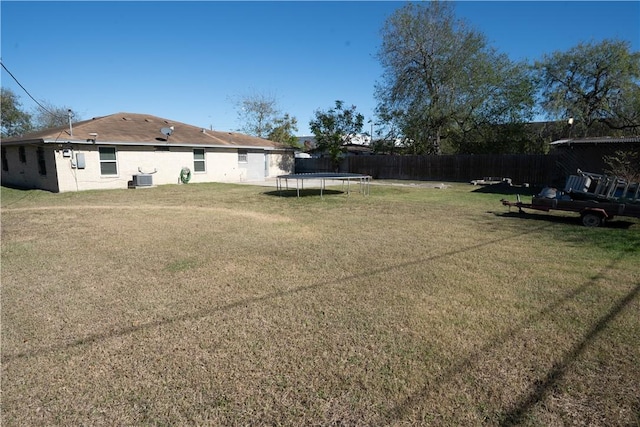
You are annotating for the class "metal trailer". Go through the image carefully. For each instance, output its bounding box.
[500,170,640,227]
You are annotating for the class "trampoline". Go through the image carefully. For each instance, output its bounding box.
[276,173,372,197]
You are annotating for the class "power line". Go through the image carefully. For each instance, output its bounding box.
[1,59,65,119]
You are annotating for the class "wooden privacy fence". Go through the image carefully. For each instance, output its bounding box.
[295,154,563,186]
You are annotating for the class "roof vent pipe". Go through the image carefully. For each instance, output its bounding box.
[68,109,73,137]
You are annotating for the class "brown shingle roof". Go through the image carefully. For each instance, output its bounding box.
[1,112,288,149]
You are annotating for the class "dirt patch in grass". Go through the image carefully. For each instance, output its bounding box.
[5,204,291,224]
[2,182,639,425]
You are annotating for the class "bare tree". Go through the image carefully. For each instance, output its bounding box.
[32,101,82,130]
[235,91,279,138]
[604,149,640,182]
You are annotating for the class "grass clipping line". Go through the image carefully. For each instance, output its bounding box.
[1,183,639,426]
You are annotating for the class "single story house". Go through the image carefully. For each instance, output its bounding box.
[550,136,640,176]
[1,112,294,192]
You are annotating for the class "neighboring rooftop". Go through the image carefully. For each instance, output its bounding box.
[551,136,640,146]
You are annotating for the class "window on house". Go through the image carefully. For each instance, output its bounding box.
[37,147,46,175]
[99,147,118,175]
[19,146,26,163]
[1,147,8,172]
[238,149,248,163]
[193,149,205,172]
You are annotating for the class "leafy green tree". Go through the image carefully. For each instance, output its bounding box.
[267,113,300,147]
[450,62,537,153]
[309,100,364,169]
[1,87,33,137]
[536,39,640,137]
[375,2,534,154]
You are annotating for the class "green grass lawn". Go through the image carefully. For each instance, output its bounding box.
[2,182,639,426]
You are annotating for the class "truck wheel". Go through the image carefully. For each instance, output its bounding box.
[581,212,603,227]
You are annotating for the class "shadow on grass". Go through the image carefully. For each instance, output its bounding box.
[3,221,638,426]
[262,189,345,198]
[472,183,540,197]
[493,210,637,230]
[499,281,640,426]
[381,254,638,425]
[1,222,554,363]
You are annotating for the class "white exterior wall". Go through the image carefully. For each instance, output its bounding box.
[266,151,294,177]
[1,145,60,192]
[3,143,293,192]
[52,145,292,192]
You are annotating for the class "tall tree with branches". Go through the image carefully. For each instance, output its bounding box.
[535,39,640,136]
[267,113,299,147]
[235,91,279,138]
[375,2,534,154]
[235,91,299,145]
[309,100,364,169]
[1,87,33,137]
[32,101,82,131]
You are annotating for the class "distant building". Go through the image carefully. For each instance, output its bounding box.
[550,136,640,176]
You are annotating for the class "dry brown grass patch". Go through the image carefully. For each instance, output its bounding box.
[2,182,639,426]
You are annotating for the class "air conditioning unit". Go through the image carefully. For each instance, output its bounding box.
[132,174,153,187]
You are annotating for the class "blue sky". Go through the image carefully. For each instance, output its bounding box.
[2,1,639,136]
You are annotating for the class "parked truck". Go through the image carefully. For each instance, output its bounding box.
[501,170,640,227]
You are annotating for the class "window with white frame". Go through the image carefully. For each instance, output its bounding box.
[99,147,118,175]
[193,149,205,172]
[238,149,248,163]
